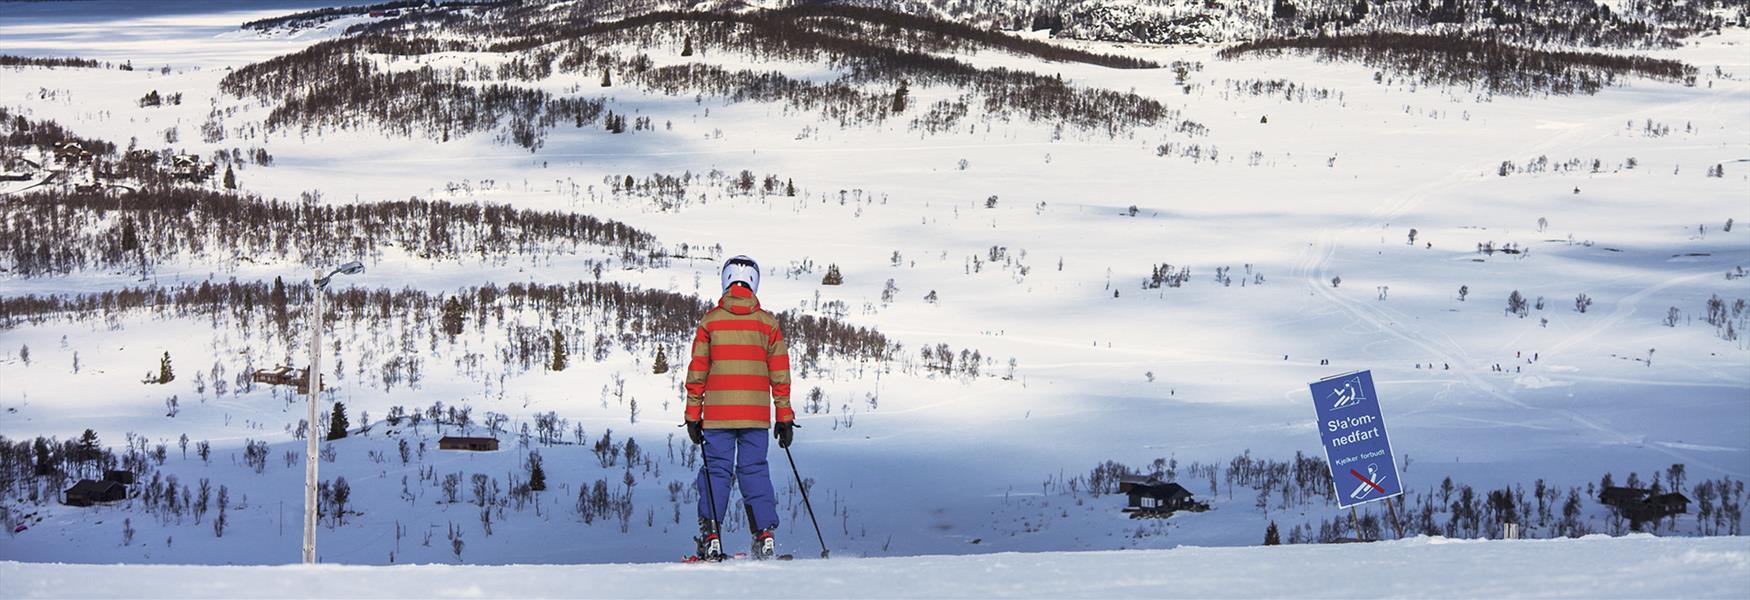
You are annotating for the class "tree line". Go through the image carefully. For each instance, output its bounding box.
[1062,452,1744,544]
[1219,32,1697,96]
[222,47,609,150]
[563,8,1176,134]
[219,2,1185,144]
[241,0,427,31]
[1,186,655,278]
[0,54,104,69]
[0,278,896,367]
[877,0,1739,49]
[1,107,118,157]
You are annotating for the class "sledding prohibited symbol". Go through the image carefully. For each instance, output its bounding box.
[1308,370,1403,509]
[1349,464,1388,501]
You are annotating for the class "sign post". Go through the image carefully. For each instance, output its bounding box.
[1308,370,1404,537]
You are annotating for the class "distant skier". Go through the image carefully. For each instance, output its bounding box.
[684,255,794,560]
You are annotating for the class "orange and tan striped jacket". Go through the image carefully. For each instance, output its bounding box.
[685,286,793,429]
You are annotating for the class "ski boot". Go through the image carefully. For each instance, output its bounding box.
[751,528,776,560]
[693,518,725,562]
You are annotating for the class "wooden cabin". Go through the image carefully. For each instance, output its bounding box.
[1120,476,1202,517]
[64,480,126,506]
[438,436,499,452]
[253,365,320,394]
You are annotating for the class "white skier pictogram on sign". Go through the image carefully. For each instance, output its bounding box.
[1327,376,1366,411]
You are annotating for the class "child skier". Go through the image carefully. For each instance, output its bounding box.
[685,255,795,560]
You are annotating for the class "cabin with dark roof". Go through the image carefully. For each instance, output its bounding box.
[103,470,135,485]
[1600,486,1688,530]
[438,436,499,451]
[171,154,214,181]
[53,142,87,164]
[1599,486,1649,506]
[64,480,126,506]
[1117,475,1154,494]
[1650,492,1690,514]
[253,365,321,394]
[1120,477,1204,517]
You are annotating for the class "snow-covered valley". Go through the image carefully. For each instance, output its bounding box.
[0,1,1745,595]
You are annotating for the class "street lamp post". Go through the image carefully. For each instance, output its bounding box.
[305,261,363,564]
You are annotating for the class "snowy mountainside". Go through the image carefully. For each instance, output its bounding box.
[709,0,1745,46]
[0,0,1745,581]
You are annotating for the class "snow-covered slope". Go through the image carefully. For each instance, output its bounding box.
[5,534,1749,599]
[0,0,1745,578]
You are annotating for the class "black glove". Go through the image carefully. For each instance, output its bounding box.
[774,421,795,449]
[686,420,704,445]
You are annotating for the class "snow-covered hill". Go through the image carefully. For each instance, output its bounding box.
[0,0,1745,584]
[703,0,1745,46]
[5,534,1749,599]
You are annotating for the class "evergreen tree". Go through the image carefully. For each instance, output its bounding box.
[652,347,669,375]
[1273,0,1300,22]
[891,79,909,113]
[440,296,466,337]
[822,264,844,286]
[327,402,350,440]
[32,437,52,476]
[785,178,795,196]
[551,330,568,372]
[528,453,547,492]
[119,217,138,251]
[223,164,236,190]
[1265,520,1282,545]
[157,351,175,383]
[681,36,694,57]
[271,276,289,330]
[77,429,100,473]
[601,68,612,87]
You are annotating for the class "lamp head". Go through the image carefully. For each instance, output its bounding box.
[314,261,365,289]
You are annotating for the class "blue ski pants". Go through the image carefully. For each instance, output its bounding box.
[697,427,780,532]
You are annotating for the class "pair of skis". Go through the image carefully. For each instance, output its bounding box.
[682,552,795,563]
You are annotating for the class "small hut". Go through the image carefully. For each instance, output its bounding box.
[1599,486,1649,507]
[438,436,499,452]
[64,480,126,506]
[1649,492,1690,515]
[253,365,320,394]
[1120,477,1201,517]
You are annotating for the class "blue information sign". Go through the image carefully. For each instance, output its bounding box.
[1308,370,1402,509]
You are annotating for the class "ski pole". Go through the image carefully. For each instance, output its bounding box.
[783,444,829,558]
[699,436,721,539]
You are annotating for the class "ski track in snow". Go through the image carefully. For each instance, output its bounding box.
[1296,82,1750,477]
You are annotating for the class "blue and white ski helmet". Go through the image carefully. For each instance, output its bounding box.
[721,255,760,294]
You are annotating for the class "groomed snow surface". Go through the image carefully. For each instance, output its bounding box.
[4,534,1748,599]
